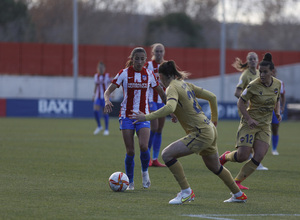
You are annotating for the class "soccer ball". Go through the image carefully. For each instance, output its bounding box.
[108,172,129,192]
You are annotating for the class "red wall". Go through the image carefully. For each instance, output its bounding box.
[0,42,299,79]
[0,99,6,116]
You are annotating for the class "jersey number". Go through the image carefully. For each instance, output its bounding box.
[187,91,201,113]
[245,134,253,144]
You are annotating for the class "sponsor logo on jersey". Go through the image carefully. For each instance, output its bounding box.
[128,82,148,88]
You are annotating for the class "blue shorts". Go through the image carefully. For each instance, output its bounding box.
[149,102,165,112]
[272,111,279,124]
[119,117,150,132]
[94,98,105,108]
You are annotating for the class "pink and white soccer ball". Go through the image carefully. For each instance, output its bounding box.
[108,172,129,192]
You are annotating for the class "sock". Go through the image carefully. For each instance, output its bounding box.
[94,110,101,127]
[272,135,279,151]
[153,132,162,160]
[166,159,189,190]
[104,114,109,130]
[181,187,191,195]
[215,166,240,194]
[140,150,150,172]
[235,158,259,182]
[125,154,135,183]
[234,191,243,197]
[148,131,155,153]
[226,150,238,162]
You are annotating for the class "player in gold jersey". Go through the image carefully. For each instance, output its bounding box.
[232,52,268,171]
[233,52,260,99]
[219,53,282,190]
[130,60,247,204]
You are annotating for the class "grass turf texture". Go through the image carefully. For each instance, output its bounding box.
[0,117,299,219]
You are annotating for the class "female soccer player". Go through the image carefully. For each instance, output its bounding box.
[232,52,268,171]
[93,62,110,136]
[271,69,286,155]
[104,47,166,190]
[130,60,247,204]
[233,52,259,99]
[145,43,167,167]
[219,53,282,190]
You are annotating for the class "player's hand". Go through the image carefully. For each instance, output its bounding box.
[247,117,258,129]
[104,101,113,114]
[170,113,177,123]
[129,110,146,124]
[276,113,282,122]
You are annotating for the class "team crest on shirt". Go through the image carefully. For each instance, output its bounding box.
[142,75,147,81]
[274,88,279,94]
[240,137,245,143]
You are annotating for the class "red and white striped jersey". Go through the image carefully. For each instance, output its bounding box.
[145,60,164,103]
[112,66,159,118]
[94,72,110,100]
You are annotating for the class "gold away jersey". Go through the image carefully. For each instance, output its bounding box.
[240,77,281,126]
[145,80,218,134]
[236,69,259,91]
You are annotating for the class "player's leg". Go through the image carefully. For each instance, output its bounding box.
[162,140,195,204]
[137,123,151,188]
[120,118,136,190]
[100,99,109,135]
[271,123,279,155]
[202,153,247,203]
[93,101,102,135]
[152,116,166,167]
[235,140,269,189]
[148,118,158,166]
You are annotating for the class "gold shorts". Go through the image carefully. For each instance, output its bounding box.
[180,123,218,156]
[236,122,271,148]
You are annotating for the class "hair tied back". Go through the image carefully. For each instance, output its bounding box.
[263,53,272,62]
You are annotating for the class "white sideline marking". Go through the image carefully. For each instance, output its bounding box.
[182,214,300,220]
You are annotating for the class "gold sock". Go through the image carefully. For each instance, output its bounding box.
[235,159,258,182]
[168,160,189,190]
[217,166,240,194]
[225,150,238,162]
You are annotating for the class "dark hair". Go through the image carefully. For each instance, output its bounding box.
[158,60,190,80]
[259,52,275,70]
[125,47,147,68]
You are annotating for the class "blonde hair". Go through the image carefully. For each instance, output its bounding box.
[125,47,147,68]
[151,43,165,61]
[232,52,258,72]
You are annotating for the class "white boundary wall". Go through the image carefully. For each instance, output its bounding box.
[0,63,299,102]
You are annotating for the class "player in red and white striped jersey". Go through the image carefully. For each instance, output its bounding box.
[93,62,111,136]
[104,47,166,190]
[145,43,167,167]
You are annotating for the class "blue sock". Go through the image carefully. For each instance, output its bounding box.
[104,114,109,130]
[94,110,101,127]
[272,135,279,151]
[148,131,155,153]
[153,132,162,160]
[125,154,135,183]
[140,150,150,172]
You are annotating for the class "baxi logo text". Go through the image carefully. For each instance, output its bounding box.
[38,99,73,116]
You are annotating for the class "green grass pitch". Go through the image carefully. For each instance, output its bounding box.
[0,117,300,219]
